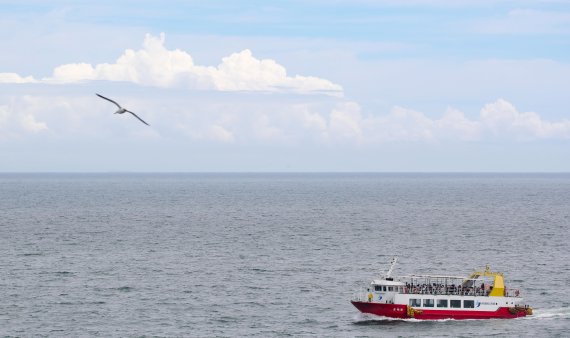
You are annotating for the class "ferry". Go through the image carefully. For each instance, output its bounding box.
[351,258,532,320]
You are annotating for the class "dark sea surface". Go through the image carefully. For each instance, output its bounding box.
[0,173,569,337]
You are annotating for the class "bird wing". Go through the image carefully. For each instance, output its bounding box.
[96,93,122,109]
[126,110,150,126]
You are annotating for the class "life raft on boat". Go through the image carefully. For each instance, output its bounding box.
[508,306,533,315]
[407,306,423,318]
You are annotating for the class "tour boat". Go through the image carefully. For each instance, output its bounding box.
[351,258,532,320]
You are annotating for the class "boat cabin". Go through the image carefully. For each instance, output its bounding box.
[370,278,405,304]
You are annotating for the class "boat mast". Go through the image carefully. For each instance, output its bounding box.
[384,256,398,278]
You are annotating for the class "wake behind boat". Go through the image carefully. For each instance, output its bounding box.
[351,257,532,320]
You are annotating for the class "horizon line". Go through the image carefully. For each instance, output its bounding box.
[1,171,569,175]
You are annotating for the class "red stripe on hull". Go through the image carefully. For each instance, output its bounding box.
[351,301,528,320]
[351,301,408,319]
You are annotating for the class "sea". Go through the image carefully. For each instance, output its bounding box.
[0,173,569,337]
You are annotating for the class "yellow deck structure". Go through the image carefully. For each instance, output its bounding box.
[467,265,505,297]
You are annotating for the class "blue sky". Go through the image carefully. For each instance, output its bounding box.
[1,1,570,172]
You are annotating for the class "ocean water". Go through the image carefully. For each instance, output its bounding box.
[0,173,569,337]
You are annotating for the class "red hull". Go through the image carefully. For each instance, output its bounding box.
[351,301,408,319]
[351,301,529,320]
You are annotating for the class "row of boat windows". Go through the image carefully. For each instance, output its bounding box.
[374,285,402,292]
[409,299,475,308]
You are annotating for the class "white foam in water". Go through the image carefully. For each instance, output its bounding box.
[528,308,570,320]
[353,313,453,323]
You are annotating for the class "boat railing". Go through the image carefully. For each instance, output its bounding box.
[504,288,521,298]
[403,286,489,296]
[353,283,522,300]
[352,287,367,302]
[401,286,522,297]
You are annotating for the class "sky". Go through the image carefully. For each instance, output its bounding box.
[1,0,570,172]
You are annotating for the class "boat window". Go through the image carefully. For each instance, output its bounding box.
[410,299,421,307]
[450,300,461,308]
[464,300,475,308]
[423,299,434,307]
[388,286,393,292]
[437,299,448,308]
[374,285,382,291]
[383,286,387,292]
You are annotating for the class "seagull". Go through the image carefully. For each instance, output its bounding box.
[96,93,150,126]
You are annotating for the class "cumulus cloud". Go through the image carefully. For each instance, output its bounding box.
[20,114,48,132]
[0,99,48,138]
[435,108,481,141]
[480,99,570,139]
[328,102,364,142]
[1,93,569,145]
[0,73,37,84]
[370,106,438,142]
[0,33,342,95]
[169,98,570,144]
[308,98,570,144]
[384,99,569,142]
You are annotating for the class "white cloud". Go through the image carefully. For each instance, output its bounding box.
[178,98,569,145]
[0,73,37,84]
[435,108,481,141]
[1,93,569,145]
[318,98,570,144]
[0,98,48,138]
[328,102,363,142]
[51,63,98,83]
[481,99,570,139]
[20,114,48,132]
[0,33,342,95]
[208,125,234,142]
[296,105,328,133]
[371,106,437,142]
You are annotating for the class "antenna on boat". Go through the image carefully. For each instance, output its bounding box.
[384,256,398,279]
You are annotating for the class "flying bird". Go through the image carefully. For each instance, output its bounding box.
[96,93,150,126]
